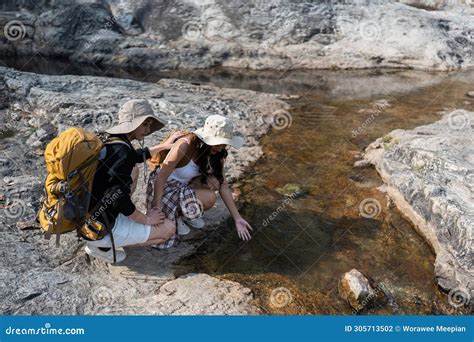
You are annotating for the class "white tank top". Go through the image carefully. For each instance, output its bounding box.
[169,159,200,184]
[168,137,200,184]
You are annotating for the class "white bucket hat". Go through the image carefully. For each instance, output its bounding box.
[194,115,244,149]
[105,99,165,135]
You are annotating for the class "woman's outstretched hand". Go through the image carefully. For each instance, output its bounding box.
[162,130,187,150]
[235,217,253,241]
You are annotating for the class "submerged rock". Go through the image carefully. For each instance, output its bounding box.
[338,269,375,310]
[276,183,307,198]
[363,109,474,303]
[0,1,472,71]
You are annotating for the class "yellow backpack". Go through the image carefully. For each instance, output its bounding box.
[38,127,122,246]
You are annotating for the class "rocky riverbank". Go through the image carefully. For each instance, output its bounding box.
[0,66,288,314]
[362,109,473,306]
[0,0,473,71]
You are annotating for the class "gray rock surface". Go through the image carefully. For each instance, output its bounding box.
[362,109,473,303]
[0,0,472,71]
[0,66,288,314]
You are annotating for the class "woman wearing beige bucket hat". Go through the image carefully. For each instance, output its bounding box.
[146,114,253,246]
[85,99,186,263]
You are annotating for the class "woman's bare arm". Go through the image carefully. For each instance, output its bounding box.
[148,131,186,155]
[219,180,240,219]
[218,161,253,241]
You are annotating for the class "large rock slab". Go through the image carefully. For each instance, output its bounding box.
[0,0,472,70]
[0,67,287,314]
[363,109,473,304]
[124,273,259,315]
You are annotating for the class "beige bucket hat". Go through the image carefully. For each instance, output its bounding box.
[105,99,165,135]
[194,115,244,149]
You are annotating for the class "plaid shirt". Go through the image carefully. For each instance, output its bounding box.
[146,167,203,249]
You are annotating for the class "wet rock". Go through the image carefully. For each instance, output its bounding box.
[276,183,307,198]
[0,1,472,71]
[362,109,474,299]
[467,91,474,98]
[353,159,371,168]
[338,269,375,310]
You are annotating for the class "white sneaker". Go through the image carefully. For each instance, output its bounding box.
[183,217,205,229]
[176,218,191,235]
[85,244,126,263]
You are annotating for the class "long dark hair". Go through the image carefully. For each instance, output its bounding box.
[193,135,227,184]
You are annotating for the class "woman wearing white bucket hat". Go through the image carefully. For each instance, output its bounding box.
[146,114,253,245]
[85,99,186,263]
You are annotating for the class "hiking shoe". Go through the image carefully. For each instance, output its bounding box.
[176,218,191,235]
[85,244,126,263]
[183,217,205,229]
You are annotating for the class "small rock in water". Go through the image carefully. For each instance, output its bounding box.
[466,91,474,98]
[276,183,307,198]
[353,159,371,168]
[339,269,375,311]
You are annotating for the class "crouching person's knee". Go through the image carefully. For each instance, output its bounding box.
[164,219,176,239]
[207,191,217,209]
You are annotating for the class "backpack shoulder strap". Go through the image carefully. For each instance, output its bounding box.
[104,136,132,149]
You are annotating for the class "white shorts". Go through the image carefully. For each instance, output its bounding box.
[87,213,151,248]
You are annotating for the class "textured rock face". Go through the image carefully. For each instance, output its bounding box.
[363,110,473,302]
[0,0,472,70]
[129,273,259,315]
[0,67,288,314]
